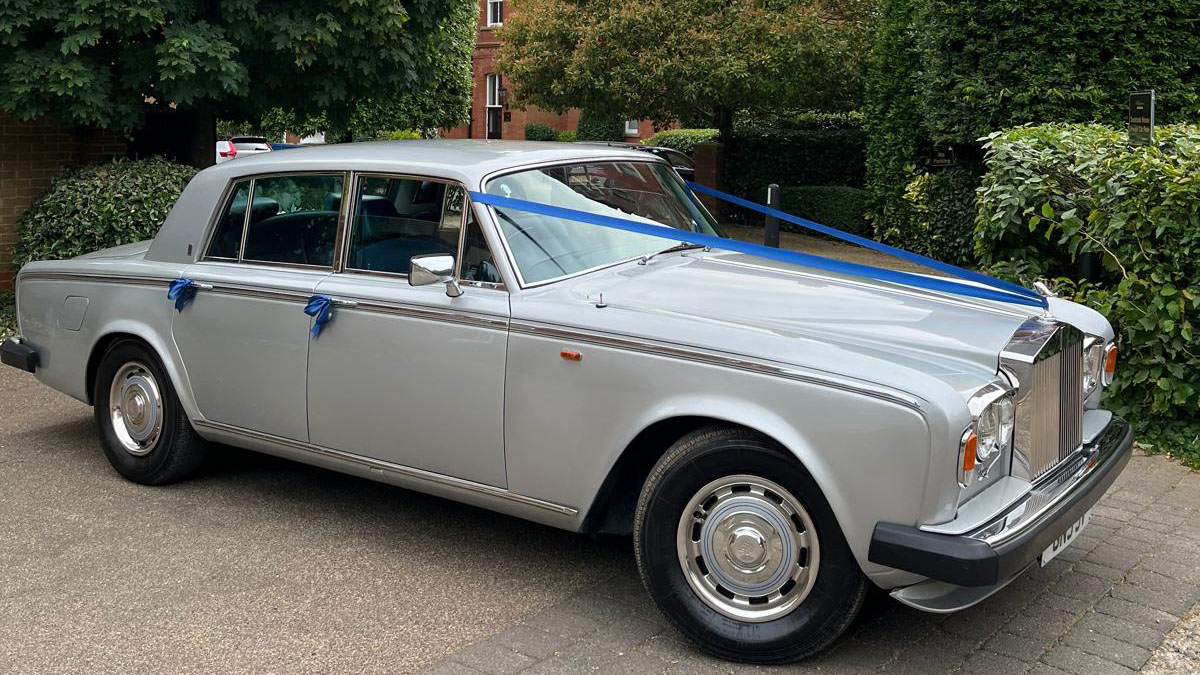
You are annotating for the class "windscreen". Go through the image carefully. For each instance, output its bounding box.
[485,161,722,284]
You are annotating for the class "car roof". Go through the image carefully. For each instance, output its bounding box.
[206,139,664,186]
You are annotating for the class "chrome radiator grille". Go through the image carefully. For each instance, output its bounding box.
[1011,324,1084,480]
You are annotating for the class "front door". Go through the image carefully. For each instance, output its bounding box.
[173,172,345,441]
[306,175,510,486]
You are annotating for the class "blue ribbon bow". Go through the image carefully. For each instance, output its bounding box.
[304,294,334,338]
[167,278,199,312]
[468,184,1047,310]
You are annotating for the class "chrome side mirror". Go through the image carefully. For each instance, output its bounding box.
[409,254,463,297]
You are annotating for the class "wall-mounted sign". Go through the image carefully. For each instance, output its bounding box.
[928,145,956,168]
[1129,90,1155,145]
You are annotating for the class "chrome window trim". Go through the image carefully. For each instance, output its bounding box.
[478,156,689,290]
[510,319,925,412]
[191,418,577,517]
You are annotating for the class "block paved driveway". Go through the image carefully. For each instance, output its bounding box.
[1,365,1197,675]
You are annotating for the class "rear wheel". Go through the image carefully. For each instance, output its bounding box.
[93,339,208,485]
[634,426,868,663]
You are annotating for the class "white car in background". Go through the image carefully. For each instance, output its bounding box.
[215,136,273,164]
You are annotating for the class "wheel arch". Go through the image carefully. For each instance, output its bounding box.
[84,322,199,421]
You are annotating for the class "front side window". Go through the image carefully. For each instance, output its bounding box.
[241,174,344,266]
[486,161,722,284]
[346,176,462,275]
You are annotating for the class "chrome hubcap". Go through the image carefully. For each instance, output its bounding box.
[677,475,819,622]
[109,362,163,456]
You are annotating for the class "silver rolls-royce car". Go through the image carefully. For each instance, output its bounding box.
[1,141,1132,663]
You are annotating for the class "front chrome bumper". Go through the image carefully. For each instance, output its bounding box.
[867,415,1133,593]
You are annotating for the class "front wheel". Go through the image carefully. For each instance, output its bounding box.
[93,339,208,485]
[634,426,868,664]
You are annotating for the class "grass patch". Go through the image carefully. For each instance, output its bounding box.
[0,291,13,341]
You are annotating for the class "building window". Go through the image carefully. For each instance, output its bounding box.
[485,74,503,139]
[624,119,640,137]
[487,0,503,26]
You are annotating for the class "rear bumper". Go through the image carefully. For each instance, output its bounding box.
[1,337,38,373]
[869,415,1133,589]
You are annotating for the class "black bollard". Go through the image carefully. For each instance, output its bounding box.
[764,183,780,248]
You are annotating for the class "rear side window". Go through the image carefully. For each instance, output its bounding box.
[206,181,250,259]
[345,176,462,274]
[242,174,344,267]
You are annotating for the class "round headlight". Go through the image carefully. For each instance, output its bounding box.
[1083,341,1104,396]
[976,395,1014,462]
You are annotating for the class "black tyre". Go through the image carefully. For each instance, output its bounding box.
[634,425,868,664]
[93,338,208,485]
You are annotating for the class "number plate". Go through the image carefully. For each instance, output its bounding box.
[1040,510,1091,566]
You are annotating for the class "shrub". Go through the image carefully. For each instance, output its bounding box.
[524,123,557,141]
[0,291,13,341]
[976,123,1200,464]
[779,186,870,238]
[723,127,866,198]
[642,129,718,155]
[386,129,421,140]
[884,165,978,265]
[576,110,624,141]
[737,110,864,133]
[14,157,197,267]
[557,130,577,142]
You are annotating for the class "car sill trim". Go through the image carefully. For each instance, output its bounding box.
[191,419,578,517]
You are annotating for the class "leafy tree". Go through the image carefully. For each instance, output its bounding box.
[497,0,874,141]
[0,0,475,160]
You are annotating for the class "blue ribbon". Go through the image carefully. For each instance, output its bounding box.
[167,278,198,312]
[304,294,334,338]
[468,189,1048,309]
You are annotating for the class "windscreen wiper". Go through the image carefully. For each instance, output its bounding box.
[638,242,708,266]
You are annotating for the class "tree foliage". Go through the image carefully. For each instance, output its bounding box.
[0,0,475,134]
[976,123,1200,464]
[497,0,874,139]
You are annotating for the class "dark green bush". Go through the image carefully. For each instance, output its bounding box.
[779,186,870,238]
[642,129,717,155]
[575,110,625,141]
[524,123,557,141]
[737,110,864,133]
[977,123,1200,465]
[881,165,978,265]
[723,127,866,198]
[14,157,197,267]
[557,129,577,142]
[0,291,14,341]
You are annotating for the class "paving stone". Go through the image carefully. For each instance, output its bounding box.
[593,651,672,675]
[1041,644,1135,675]
[1138,556,1200,586]
[882,641,965,674]
[451,641,539,675]
[491,624,572,660]
[958,650,1029,675]
[1126,569,1183,594]
[985,630,1053,663]
[523,605,609,639]
[1094,596,1180,631]
[1110,582,1197,618]
[1054,571,1115,600]
[1076,609,1171,651]
[1041,590,1096,615]
[522,641,621,675]
[1073,561,1127,583]
[1028,664,1074,675]
[1085,544,1144,572]
[1063,625,1152,670]
[580,615,663,653]
[1006,604,1079,640]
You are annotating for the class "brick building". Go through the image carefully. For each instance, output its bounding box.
[0,114,126,291]
[442,0,657,141]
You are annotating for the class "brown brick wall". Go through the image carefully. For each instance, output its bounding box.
[0,113,126,291]
[442,0,661,141]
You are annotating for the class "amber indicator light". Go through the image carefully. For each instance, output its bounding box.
[560,349,583,362]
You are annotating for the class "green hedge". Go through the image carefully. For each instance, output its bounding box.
[866,0,1200,264]
[0,291,13,341]
[642,129,717,155]
[14,157,197,267]
[883,165,978,266]
[557,130,577,142]
[976,123,1200,465]
[723,127,866,198]
[524,123,557,141]
[779,186,870,238]
[576,110,624,141]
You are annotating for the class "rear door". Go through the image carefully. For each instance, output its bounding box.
[172,172,346,441]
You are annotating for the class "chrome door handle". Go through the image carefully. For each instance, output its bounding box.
[331,298,358,307]
[192,282,214,290]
